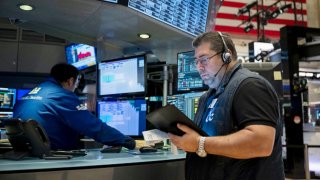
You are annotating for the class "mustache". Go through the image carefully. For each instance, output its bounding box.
[198,70,205,75]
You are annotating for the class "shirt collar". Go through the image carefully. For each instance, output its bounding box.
[212,61,242,97]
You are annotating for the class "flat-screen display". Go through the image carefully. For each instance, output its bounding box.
[0,88,16,110]
[98,55,146,97]
[177,51,208,92]
[102,0,118,3]
[248,42,274,62]
[97,98,147,136]
[65,44,97,70]
[128,0,210,36]
[167,91,205,121]
[0,111,13,119]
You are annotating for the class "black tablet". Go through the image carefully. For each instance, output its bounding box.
[146,104,207,136]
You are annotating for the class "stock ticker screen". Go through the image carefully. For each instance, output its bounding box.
[177,51,208,92]
[128,0,210,36]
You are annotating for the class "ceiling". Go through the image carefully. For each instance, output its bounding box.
[0,0,199,61]
[0,0,319,70]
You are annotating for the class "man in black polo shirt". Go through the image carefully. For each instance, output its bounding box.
[169,31,284,180]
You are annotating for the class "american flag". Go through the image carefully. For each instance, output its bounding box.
[211,0,307,40]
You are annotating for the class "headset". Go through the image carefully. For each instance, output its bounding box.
[217,31,231,64]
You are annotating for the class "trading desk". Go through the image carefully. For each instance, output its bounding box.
[0,149,186,180]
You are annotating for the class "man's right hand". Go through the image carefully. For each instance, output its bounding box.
[123,136,136,150]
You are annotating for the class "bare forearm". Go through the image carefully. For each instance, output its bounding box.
[204,125,275,159]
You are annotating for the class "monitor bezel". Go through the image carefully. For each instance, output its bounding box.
[65,43,98,71]
[176,50,208,94]
[97,54,147,98]
[96,97,147,138]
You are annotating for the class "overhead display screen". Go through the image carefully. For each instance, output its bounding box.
[103,0,118,3]
[128,0,209,36]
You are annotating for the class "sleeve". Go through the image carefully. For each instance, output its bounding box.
[49,91,135,149]
[232,78,279,129]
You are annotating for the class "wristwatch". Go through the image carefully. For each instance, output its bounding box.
[196,136,207,157]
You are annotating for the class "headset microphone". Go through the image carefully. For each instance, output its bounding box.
[214,63,226,77]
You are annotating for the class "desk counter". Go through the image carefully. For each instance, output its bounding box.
[0,149,186,180]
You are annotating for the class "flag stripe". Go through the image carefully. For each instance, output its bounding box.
[215,25,280,38]
[222,0,306,7]
[223,0,306,4]
[221,1,307,14]
[219,6,307,21]
[214,0,307,39]
[216,13,307,26]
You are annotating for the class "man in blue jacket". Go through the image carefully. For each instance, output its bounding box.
[13,63,135,150]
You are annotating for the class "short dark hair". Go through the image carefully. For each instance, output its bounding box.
[192,31,237,61]
[50,63,79,83]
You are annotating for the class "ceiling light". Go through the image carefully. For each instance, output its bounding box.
[269,4,292,20]
[269,8,281,19]
[306,72,314,77]
[244,23,254,33]
[237,1,258,16]
[299,72,306,77]
[280,4,292,12]
[138,33,151,39]
[18,4,34,11]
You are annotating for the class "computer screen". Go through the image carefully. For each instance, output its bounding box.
[0,111,13,119]
[96,98,147,136]
[248,42,274,62]
[98,55,146,97]
[177,51,208,93]
[65,44,97,70]
[16,89,31,100]
[167,91,205,121]
[0,88,16,110]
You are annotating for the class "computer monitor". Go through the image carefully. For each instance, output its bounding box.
[96,98,147,137]
[0,111,13,119]
[0,88,16,110]
[177,51,208,93]
[167,91,205,121]
[98,55,146,97]
[248,42,274,62]
[65,44,97,70]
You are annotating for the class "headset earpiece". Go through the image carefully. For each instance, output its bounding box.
[217,31,231,64]
[223,51,231,64]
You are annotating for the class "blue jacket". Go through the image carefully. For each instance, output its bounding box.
[13,78,134,150]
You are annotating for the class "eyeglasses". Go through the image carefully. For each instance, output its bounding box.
[193,51,222,66]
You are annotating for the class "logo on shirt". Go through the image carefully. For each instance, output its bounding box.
[76,103,87,111]
[22,96,42,100]
[29,87,41,94]
[206,98,218,122]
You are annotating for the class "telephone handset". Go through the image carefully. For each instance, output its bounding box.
[22,119,52,157]
[3,118,63,160]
